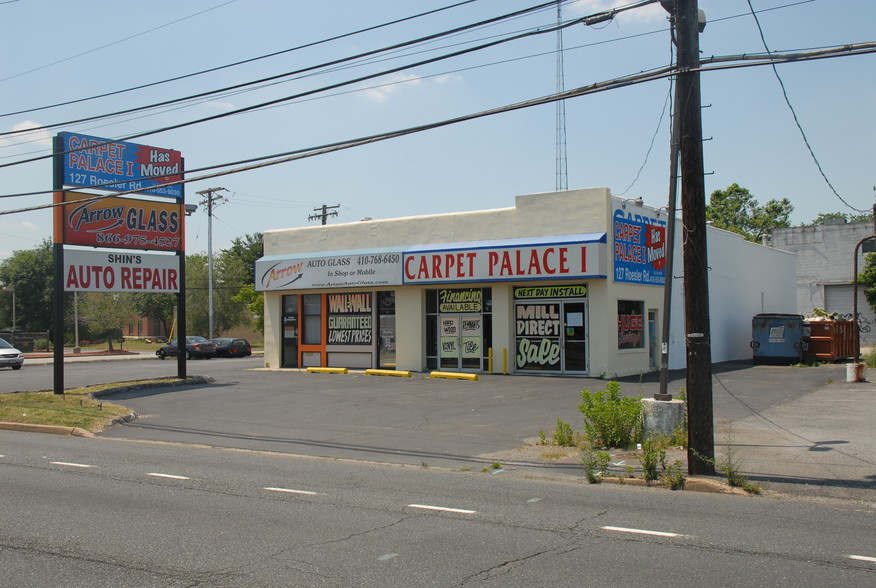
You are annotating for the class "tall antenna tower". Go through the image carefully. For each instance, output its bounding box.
[555,1,568,191]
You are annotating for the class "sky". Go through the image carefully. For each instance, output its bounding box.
[1,0,874,261]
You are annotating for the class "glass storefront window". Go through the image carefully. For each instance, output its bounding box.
[303,294,321,345]
[617,299,645,349]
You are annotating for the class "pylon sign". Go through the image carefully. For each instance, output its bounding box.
[56,131,183,199]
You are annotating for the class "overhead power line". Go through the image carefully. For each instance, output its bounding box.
[0,0,575,138]
[0,0,479,118]
[0,0,657,172]
[1,39,873,214]
[743,0,862,213]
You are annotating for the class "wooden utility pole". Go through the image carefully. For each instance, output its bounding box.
[309,204,340,225]
[675,0,715,475]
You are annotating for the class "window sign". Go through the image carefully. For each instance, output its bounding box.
[618,300,645,349]
[515,303,562,371]
[440,316,459,359]
[327,293,372,345]
[460,316,482,359]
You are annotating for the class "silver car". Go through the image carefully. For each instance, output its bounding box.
[0,338,24,370]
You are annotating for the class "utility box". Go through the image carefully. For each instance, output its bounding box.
[803,319,855,362]
[751,314,806,365]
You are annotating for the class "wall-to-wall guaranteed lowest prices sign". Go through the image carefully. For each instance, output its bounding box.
[64,249,180,293]
[58,192,183,251]
[57,132,183,199]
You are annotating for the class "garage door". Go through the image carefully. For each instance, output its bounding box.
[824,284,876,346]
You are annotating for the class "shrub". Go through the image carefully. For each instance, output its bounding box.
[579,381,643,448]
[552,417,577,447]
[581,442,611,483]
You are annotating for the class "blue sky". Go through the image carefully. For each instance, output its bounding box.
[1,0,873,260]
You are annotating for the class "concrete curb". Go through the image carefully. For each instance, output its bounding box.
[0,422,94,437]
[0,376,214,437]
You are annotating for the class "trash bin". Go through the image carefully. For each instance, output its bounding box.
[751,314,805,365]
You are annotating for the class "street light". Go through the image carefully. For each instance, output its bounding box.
[0,284,15,333]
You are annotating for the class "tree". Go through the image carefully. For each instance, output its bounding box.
[706,184,793,242]
[223,233,264,333]
[78,293,136,351]
[859,253,876,313]
[223,232,263,285]
[130,292,176,337]
[185,253,248,336]
[811,211,874,225]
[0,239,57,333]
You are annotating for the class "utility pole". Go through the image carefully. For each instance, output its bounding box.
[309,204,339,225]
[196,187,228,339]
[672,0,716,475]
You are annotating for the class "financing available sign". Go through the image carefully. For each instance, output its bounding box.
[56,132,183,199]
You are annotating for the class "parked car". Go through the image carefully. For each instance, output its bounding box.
[210,338,252,358]
[156,336,216,360]
[0,337,24,370]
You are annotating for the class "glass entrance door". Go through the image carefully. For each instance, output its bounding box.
[439,314,483,371]
[563,302,588,373]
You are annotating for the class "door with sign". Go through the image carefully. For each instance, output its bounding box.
[439,314,482,371]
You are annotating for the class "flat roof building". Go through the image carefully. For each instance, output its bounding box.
[257,188,796,377]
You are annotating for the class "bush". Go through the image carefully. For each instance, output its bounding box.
[579,381,643,448]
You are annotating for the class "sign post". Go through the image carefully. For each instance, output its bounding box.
[52,133,186,394]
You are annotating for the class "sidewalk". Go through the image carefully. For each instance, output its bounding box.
[720,378,876,503]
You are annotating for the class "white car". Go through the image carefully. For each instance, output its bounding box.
[0,338,24,370]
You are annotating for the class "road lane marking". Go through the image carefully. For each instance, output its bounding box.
[264,487,317,496]
[407,504,477,514]
[50,461,92,468]
[147,473,190,480]
[377,553,399,561]
[848,555,876,563]
[601,526,682,538]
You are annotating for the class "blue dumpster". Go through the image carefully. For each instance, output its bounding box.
[751,314,806,365]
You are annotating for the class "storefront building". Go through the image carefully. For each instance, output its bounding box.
[257,188,795,377]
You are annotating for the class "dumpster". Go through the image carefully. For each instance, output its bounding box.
[803,319,855,362]
[751,314,805,365]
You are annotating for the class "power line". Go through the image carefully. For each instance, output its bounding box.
[1,40,873,213]
[0,0,572,140]
[0,0,479,118]
[0,0,657,174]
[0,1,240,84]
[743,0,863,214]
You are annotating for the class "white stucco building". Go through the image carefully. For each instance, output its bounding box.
[771,221,876,345]
[257,188,796,377]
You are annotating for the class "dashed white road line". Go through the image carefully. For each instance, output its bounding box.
[50,461,92,468]
[602,526,683,538]
[407,504,477,514]
[264,487,318,496]
[848,555,876,563]
[146,473,190,480]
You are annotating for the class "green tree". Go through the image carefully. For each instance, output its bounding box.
[130,292,176,337]
[811,211,874,225]
[185,253,248,336]
[859,253,876,313]
[706,183,793,242]
[223,232,263,285]
[0,239,57,333]
[78,293,136,351]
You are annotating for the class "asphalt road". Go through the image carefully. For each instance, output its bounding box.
[2,429,875,587]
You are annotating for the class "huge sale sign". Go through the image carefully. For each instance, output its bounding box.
[57,132,183,199]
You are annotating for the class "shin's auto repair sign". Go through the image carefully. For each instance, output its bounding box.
[64,250,180,293]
